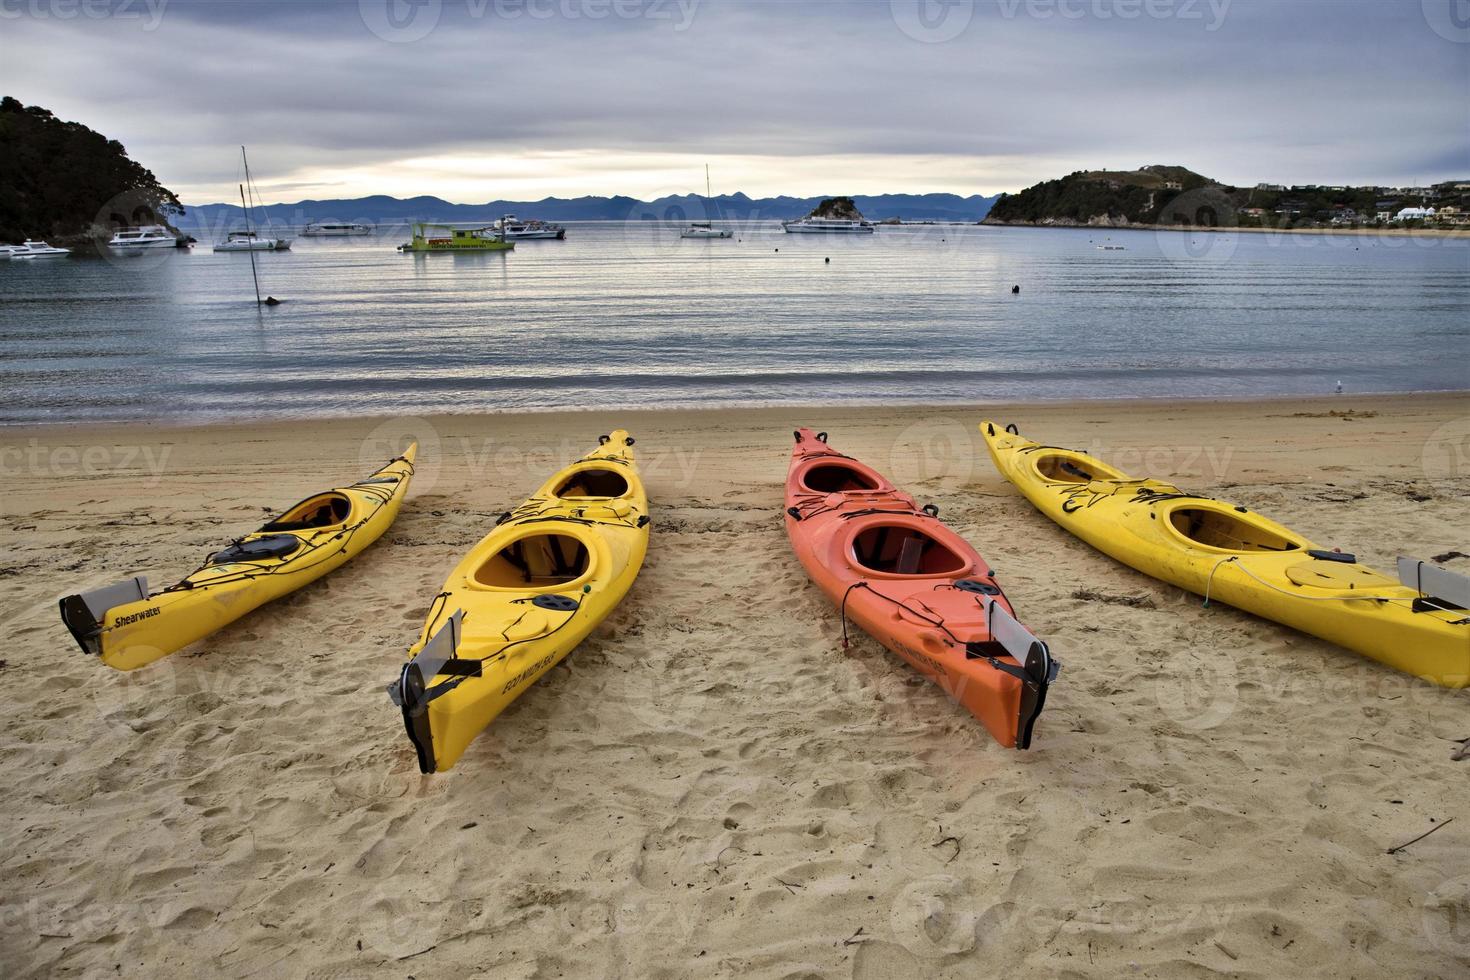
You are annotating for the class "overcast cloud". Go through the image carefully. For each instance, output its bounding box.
[2,0,1466,203]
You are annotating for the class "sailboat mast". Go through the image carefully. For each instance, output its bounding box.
[240,180,262,306]
[706,164,711,200]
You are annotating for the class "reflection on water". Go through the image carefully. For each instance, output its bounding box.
[0,222,1466,424]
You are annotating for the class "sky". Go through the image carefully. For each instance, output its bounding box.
[3,0,1467,205]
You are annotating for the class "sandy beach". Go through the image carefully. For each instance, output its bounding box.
[2,394,1467,978]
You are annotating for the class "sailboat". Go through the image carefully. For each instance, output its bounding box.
[681,165,733,239]
[215,147,284,305]
[215,148,293,252]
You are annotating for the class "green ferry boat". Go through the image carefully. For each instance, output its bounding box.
[398,223,514,252]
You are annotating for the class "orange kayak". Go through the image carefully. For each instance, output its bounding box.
[783,428,1060,749]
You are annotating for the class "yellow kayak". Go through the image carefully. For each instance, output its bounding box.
[389,430,649,773]
[60,445,417,671]
[980,422,1470,687]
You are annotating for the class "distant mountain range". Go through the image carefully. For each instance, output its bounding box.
[183,191,1000,228]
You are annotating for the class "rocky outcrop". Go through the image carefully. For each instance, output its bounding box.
[805,196,866,221]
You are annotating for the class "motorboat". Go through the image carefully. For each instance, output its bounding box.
[492,216,566,240]
[302,222,374,237]
[10,240,71,259]
[781,217,876,234]
[107,225,182,249]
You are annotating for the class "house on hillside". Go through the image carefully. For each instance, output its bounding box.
[1395,206,1435,221]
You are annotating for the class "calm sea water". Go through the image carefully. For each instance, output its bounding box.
[1,222,1466,425]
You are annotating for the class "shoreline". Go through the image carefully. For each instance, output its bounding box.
[3,389,1467,437]
[981,219,1470,238]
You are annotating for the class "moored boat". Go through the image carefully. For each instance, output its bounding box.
[107,225,183,249]
[10,240,71,259]
[680,165,733,239]
[492,215,566,240]
[784,428,1059,749]
[302,221,374,237]
[214,230,291,251]
[398,222,514,252]
[214,146,293,253]
[781,216,876,233]
[681,221,732,239]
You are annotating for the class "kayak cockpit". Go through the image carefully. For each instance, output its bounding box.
[802,462,883,494]
[264,492,352,531]
[555,467,630,499]
[474,532,591,588]
[1168,507,1301,553]
[1033,453,1127,483]
[852,524,970,576]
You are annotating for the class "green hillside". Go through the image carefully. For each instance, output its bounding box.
[0,96,182,244]
[984,164,1466,229]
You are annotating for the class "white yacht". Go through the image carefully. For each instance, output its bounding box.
[0,244,29,258]
[10,240,71,259]
[214,230,292,252]
[781,217,876,234]
[492,215,566,240]
[107,225,181,249]
[302,222,374,237]
[680,222,733,239]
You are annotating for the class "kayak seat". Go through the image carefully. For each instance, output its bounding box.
[1035,454,1127,483]
[803,464,880,494]
[475,533,590,588]
[555,468,629,498]
[852,525,967,576]
[1169,507,1300,553]
[264,492,353,532]
[897,535,925,575]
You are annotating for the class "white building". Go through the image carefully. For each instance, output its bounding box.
[1395,207,1436,221]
